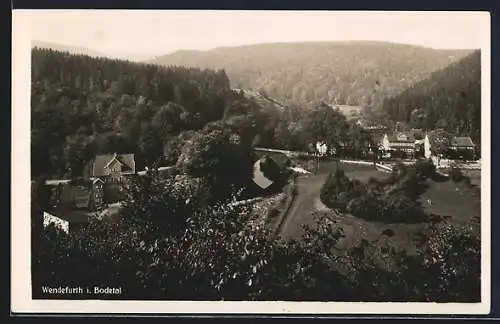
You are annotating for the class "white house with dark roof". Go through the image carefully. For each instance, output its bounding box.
[90,153,136,178]
[380,132,421,158]
[449,136,476,160]
[450,136,475,151]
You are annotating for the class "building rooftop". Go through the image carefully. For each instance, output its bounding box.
[386,132,416,143]
[92,153,136,177]
[451,136,475,147]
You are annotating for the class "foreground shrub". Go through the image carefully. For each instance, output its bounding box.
[345,221,480,302]
[33,187,351,300]
[346,195,381,221]
[345,192,426,224]
[414,158,436,180]
[259,155,284,183]
[320,168,366,212]
[381,193,426,223]
[415,222,481,302]
[32,173,479,302]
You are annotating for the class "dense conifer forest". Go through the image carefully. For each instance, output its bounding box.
[381,50,481,142]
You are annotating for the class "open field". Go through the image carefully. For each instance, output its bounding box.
[420,180,481,224]
[278,161,386,240]
[278,160,481,256]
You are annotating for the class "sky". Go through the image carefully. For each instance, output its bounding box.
[16,10,489,60]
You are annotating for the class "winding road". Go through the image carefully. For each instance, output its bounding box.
[278,172,331,239]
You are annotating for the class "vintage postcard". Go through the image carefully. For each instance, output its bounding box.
[11,9,491,315]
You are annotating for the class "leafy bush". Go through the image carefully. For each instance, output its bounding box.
[259,155,283,183]
[103,182,124,204]
[414,158,436,180]
[345,191,426,224]
[270,153,291,170]
[321,162,428,223]
[346,195,380,220]
[345,221,480,302]
[413,222,480,301]
[381,193,426,223]
[320,169,366,212]
[69,178,89,187]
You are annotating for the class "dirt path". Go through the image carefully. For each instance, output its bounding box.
[278,172,330,239]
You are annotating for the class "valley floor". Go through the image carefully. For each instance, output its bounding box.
[277,161,481,258]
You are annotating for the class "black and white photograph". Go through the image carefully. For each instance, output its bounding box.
[12,9,491,314]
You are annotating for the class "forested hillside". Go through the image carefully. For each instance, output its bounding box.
[382,50,481,142]
[31,48,380,180]
[31,47,237,178]
[150,41,472,109]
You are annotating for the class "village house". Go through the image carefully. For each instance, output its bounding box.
[43,177,105,232]
[380,132,423,159]
[45,178,104,212]
[85,153,136,204]
[40,153,136,228]
[89,153,136,180]
[423,134,476,161]
[449,136,476,160]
